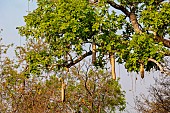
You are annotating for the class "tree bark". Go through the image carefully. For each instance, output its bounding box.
[110,53,116,80]
[64,54,69,72]
[129,13,142,34]
[92,42,96,64]
[61,81,66,102]
[140,63,144,79]
[148,58,164,72]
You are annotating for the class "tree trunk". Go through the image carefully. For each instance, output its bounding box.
[110,53,116,80]
[61,81,66,102]
[140,63,144,79]
[92,42,96,64]
[64,53,69,72]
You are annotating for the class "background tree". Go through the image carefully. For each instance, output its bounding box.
[0,57,126,112]
[135,75,170,113]
[18,0,170,79]
[66,63,126,112]
[0,37,14,112]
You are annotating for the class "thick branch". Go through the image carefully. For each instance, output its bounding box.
[48,51,92,70]
[129,13,142,33]
[154,32,170,48]
[67,51,92,68]
[148,58,164,72]
[107,0,142,33]
[162,38,170,48]
[107,0,130,16]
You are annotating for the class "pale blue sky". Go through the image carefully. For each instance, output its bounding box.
[0,1,158,112]
[0,0,36,45]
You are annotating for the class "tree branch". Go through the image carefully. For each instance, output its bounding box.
[154,32,170,48]
[107,0,142,33]
[66,50,92,68]
[85,76,92,96]
[162,38,170,48]
[148,58,164,72]
[107,0,130,16]
[49,51,92,70]
[129,13,142,33]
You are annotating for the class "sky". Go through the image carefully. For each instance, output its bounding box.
[0,1,160,112]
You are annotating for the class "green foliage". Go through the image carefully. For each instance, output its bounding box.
[140,2,170,36]
[124,33,164,72]
[18,0,170,76]
[18,0,128,75]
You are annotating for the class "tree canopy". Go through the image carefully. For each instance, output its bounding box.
[18,0,170,79]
